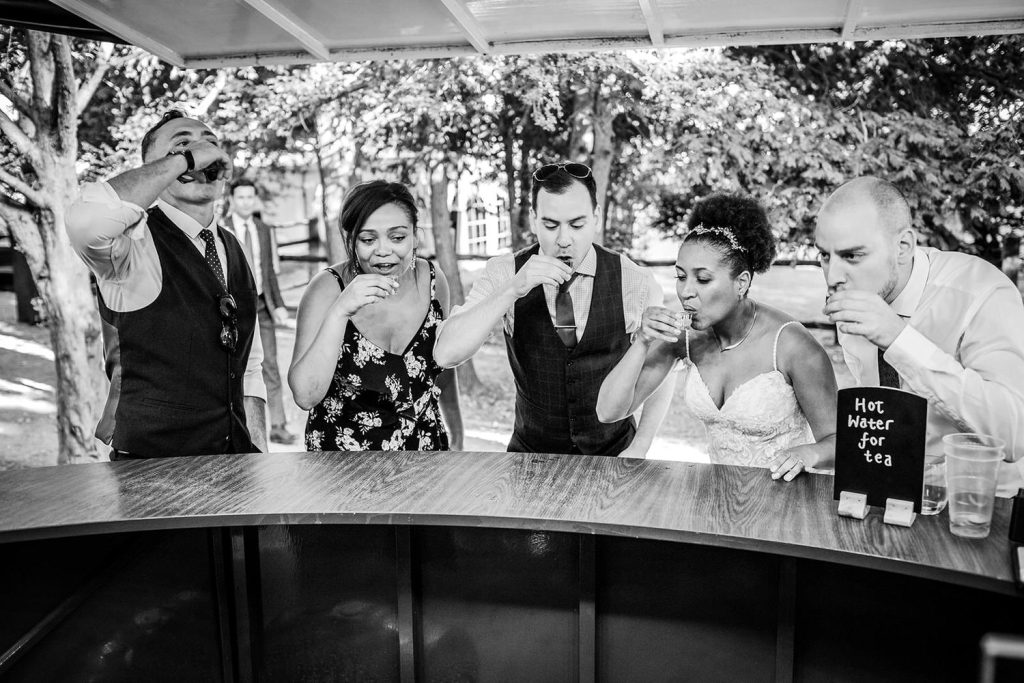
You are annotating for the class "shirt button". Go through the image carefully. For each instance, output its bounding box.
[230,372,237,379]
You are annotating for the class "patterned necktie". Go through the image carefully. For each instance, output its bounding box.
[878,348,900,388]
[198,228,227,290]
[555,273,579,348]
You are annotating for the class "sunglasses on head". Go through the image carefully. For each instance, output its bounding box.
[532,163,593,182]
[218,293,238,352]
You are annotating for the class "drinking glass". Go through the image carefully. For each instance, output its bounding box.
[943,433,1005,539]
[921,453,947,515]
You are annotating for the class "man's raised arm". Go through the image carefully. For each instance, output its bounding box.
[434,253,571,368]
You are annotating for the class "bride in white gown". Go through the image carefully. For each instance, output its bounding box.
[597,193,837,481]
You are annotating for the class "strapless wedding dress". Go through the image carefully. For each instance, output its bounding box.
[678,321,813,467]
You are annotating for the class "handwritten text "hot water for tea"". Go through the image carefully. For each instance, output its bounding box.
[848,398,896,467]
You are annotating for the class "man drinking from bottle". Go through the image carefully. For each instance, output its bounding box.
[66,109,268,459]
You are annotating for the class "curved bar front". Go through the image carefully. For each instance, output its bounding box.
[0,451,1020,682]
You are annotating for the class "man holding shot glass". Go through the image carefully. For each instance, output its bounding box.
[815,176,1024,525]
[66,109,267,459]
[434,162,673,457]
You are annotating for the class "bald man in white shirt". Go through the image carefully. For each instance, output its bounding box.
[817,176,1024,490]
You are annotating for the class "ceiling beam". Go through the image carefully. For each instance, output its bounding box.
[664,27,844,49]
[184,19,1024,68]
[840,0,864,40]
[853,19,1024,41]
[638,0,665,47]
[48,0,183,65]
[185,43,480,69]
[437,0,490,54]
[239,0,331,61]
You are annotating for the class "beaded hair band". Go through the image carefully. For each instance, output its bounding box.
[685,224,748,253]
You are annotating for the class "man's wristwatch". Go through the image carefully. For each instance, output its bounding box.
[168,149,196,173]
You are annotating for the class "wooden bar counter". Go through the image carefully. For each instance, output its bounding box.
[0,451,1021,681]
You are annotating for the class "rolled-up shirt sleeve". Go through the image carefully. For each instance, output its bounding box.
[623,262,664,335]
[243,326,267,401]
[884,283,1024,463]
[66,182,148,280]
[445,254,514,335]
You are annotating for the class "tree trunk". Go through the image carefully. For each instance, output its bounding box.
[514,142,533,249]
[502,129,520,250]
[2,193,105,464]
[590,93,614,246]
[311,120,347,265]
[0,32,107,463]
[567,90,589,162]
[40,217,106,464]
[430,163,482,394]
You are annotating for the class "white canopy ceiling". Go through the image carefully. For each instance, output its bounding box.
[48,0,1024,67]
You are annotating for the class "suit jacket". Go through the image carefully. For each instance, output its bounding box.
[230,214,285,311]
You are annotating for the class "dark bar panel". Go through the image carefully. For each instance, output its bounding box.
[0,533,127,666]
[794,559,1024,683]
[596,537,781,683]
[2,530,223,682]
[255,525,400,681]
[414,527,580,682]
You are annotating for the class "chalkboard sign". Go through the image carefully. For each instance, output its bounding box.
[833,387,927,513]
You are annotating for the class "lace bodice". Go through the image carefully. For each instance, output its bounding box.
[678,321,813,467]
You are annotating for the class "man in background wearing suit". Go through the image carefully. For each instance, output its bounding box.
[228,179,297,445]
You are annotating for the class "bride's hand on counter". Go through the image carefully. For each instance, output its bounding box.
[769,444,821,482]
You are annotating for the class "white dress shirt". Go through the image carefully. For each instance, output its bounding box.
[451,244,663,338]
[838,247,1024,489]
[230,213,263,294]
[66,181,266,401]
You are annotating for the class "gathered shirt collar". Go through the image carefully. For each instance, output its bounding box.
[156,198,216,239]
[890,247,929,318]
[574,244,597,277]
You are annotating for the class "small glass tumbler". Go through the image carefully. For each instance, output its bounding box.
[921,453,947,515]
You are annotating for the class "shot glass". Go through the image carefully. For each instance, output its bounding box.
[943,433,1005,539]
[921,453,947,515]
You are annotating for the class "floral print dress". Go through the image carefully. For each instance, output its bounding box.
[305,263,450,452]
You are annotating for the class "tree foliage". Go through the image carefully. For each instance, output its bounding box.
[727,37,1024,262]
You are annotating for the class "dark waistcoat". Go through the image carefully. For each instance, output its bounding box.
[96,208,258,457]
[504,243,635,456]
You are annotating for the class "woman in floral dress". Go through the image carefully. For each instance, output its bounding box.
[288,180,463,451]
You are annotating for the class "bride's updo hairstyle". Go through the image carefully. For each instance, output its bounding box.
[683,193,777,279]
